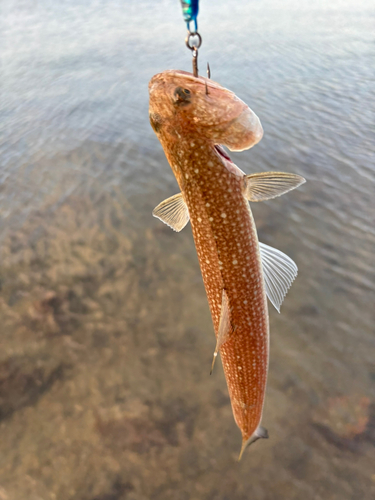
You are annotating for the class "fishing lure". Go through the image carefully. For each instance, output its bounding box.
[180,0,199,31]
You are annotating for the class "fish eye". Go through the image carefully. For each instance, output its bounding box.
[174,87,192,106]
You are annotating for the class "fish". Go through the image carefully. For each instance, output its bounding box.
[148,70,305,459]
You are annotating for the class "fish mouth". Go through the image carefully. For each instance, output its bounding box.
[214,145,233,163]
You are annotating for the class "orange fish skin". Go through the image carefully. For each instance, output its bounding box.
[149,70,268,449]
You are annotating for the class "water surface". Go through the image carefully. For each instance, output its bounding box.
[0,1,374,499]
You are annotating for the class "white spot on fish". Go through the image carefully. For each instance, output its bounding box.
[233,260,238,265]
[221,213,227,218]
[197,217,202,222]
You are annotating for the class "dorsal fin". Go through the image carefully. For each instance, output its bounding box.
[210,289,234,374]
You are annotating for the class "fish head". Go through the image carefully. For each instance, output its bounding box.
[149,70,263,151]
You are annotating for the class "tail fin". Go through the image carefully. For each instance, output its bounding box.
[238,426,269,461]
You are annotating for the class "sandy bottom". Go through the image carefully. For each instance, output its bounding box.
[0,142,374,500]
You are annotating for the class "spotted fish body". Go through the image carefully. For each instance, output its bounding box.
[149,70,305,457]
[183,145,269,443]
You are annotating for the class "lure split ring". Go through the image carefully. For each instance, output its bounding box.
[185,31,202,77]
[185,31,202,51]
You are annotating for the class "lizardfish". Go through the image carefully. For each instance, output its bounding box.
[148,70,305,459]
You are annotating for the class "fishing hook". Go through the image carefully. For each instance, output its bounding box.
[185,31,202,77]
[205,62,211,95]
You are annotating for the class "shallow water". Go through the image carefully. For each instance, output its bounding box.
[1,0,374,499]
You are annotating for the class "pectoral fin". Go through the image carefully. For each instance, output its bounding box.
[210,290,233,375]
[244,172,305,202]
[152,193,190,232]
[259,242,298,313]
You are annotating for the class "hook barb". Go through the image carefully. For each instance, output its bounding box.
[205,62,211,95]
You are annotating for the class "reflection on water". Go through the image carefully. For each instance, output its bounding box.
[1,1,374,499]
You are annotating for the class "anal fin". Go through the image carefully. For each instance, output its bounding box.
[259,242,298,313]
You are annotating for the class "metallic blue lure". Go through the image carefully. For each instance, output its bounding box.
[180,0,199,32]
